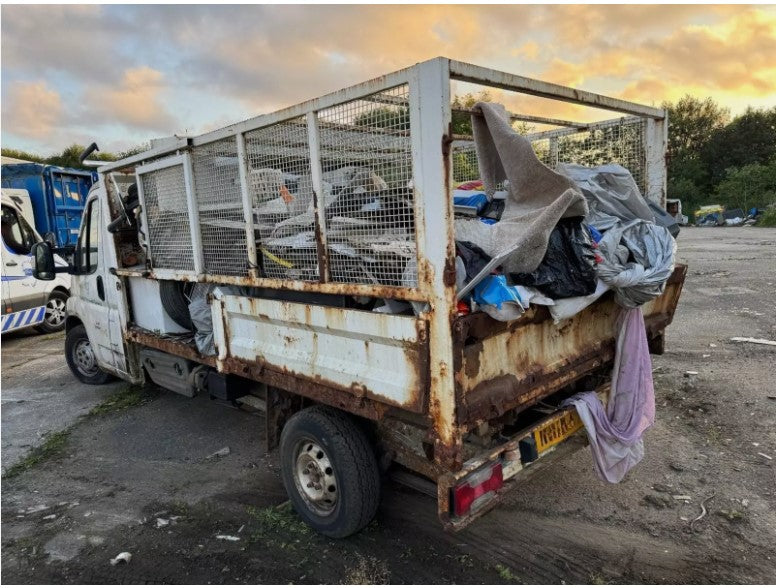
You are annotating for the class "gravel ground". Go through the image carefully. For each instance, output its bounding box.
[2,227,775,584]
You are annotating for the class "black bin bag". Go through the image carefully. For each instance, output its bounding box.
[510,217,597,299]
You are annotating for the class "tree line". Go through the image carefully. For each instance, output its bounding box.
[1,144,147,170]
[663,96,776,217]
[5,95,774,221]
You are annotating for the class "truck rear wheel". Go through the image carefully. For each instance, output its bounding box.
[280,405,380,538]
[65,324,112,385]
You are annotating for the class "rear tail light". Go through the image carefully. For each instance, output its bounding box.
[452,462,503,517]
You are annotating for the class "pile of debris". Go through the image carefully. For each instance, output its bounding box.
[251,166,415,286]
[452,102,677,323]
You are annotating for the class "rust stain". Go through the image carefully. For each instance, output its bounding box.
[311,188,329,282]
[114,268,427,302]
[125,328,217,368]
[455,265,687,428]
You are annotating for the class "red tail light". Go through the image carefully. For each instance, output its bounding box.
[452,462,503,517]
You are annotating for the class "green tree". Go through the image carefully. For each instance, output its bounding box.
[662,96,730,212]
[664,95,730,160]
[1,147,45,163]
[702,107,776,185]
[451,91,492,136]
[352,106,409,131]
[714,160,776,213]
[2,143,147,171]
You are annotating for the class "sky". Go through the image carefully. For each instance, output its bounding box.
[2,4,776,156]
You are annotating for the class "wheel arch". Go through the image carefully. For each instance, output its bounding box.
[65,315,83,334]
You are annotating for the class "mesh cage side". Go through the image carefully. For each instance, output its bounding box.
[141,164,195,272]
[317,85,416,288]
[245,118,319,281]
[451,117,648,196]
[192,138,250,277]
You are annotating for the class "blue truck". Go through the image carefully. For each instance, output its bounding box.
[1,163,96,247]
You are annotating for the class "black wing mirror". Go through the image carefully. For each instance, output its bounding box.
[32,242,56,280]
[43,231,57,247]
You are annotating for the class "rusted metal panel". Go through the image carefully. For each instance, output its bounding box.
[449,59,666,119]
[408,58,461,470]
[125,327,217,368]
[438,432,589,532]
[113,268,428,302]
[216,294,429,413]
[455,265,687,428]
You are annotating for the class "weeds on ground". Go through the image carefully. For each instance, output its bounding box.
[495,563,520,583]
[757,207,776,227]
[247,502,310,536]
[343,554,390,584]
[88,385,156,416]
[3,385,157,479]
[3,429,72,479]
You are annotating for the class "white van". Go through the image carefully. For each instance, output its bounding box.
[1,191,70,334]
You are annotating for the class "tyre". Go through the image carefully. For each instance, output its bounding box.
[65,324,112,385]
[35,290,68,334]
[159,280,194,330]
[280,405,381,538]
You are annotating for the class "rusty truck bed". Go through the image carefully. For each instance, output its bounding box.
[452,264,687,432]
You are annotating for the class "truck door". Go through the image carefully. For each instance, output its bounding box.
[1,250,10,325]
[1,204,46,318]
[72,195,128,376]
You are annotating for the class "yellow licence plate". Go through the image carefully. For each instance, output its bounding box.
[534,410,584,453]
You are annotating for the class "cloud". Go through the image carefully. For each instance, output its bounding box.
[2,81,62,139]
[2,5,775,153]
[88,67,177,131]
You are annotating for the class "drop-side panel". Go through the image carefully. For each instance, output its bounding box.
[455,265,687,427]
[217,295,428,412]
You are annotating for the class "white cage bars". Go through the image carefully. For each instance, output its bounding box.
[110,58,667,300]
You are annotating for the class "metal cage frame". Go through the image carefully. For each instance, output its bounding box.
[105,57,667,465]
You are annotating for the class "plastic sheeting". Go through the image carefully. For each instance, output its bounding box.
[597,219,676,308]
[557,163,654,230]
[562,307,655,483]
[509,218,598,299]
[189,284,217,356]
[471,275,527,321]
[189,285,258,356]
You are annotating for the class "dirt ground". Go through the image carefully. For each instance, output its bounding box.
[2,227,775,584]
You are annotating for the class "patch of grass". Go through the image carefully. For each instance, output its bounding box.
[717,509,744,522]
[88,385,157,416]
[3,429,72,479]
[343,554,390,585]
[247,501,310,536]
[496,563,520,583]
[3,385,159,480]
[757,207,776,227]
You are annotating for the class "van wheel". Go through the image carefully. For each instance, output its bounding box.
[35,291,68,334]
[280,406,380,538]
[65,325,112,385]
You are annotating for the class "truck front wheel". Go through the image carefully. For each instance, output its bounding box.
[65,324,113,385]
[280,405,380,538]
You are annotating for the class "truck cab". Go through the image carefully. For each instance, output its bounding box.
[1,192,70,334]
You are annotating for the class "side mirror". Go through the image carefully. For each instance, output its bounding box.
[43,231,57,247]
[32,242,56,280]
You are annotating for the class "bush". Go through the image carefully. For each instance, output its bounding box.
[757,207,776,227]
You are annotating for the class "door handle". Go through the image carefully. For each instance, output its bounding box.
[96,275,105,301]
[5,261,18,267]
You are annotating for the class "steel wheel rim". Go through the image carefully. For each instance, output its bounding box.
[73,338,98,377]
[45,297,66,327]
[292,438,338,516]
